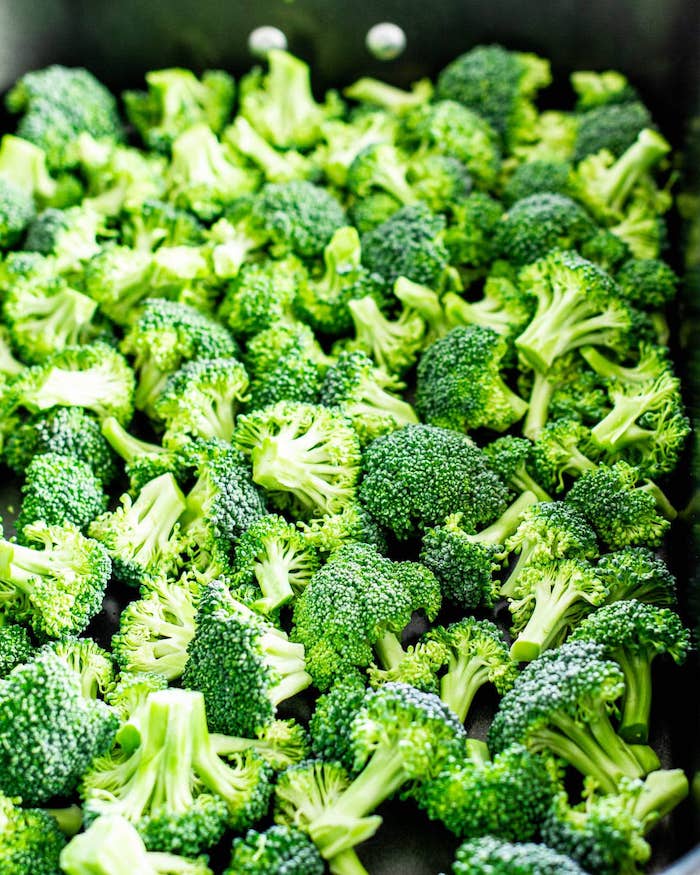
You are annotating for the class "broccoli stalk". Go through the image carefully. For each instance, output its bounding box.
[101,416,167,463]
[344,295,425,375]
[344,77,433,112]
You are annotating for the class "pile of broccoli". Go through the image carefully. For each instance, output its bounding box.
[0,43,692,875]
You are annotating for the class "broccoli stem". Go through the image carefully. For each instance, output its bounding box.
[260,628,312,706]
[254,541,297,611]
[440,657,492,723]
[633,768,689,824]
[616,649,653,743]
[467,491,539,547]
[373,631,407,672]
[523,369,555,438]
[509,572,587,662]
[329,849,371,875]
[641,481,677,521]
[465,738,491,766]
[591,388,664,451]
[134,359,168,413]
[101,416,166,463]
[30,365,119,414]
[352,379,419,428]
[511,468,552,503]
[47,804,83,836]
[596,129,670,213]
[206,393,239,442]
[128,477,187,568]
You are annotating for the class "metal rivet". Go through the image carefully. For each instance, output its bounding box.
[366,22,407,61]
[248,26,288,58]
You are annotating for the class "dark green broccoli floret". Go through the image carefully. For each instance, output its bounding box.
[444,192,504,271]
[122,198,205,251]
[0,521,111,638]
[488,640,658,792]
[226,825,324,875]
[570,600,689,742]
[219,256,302,338]
[252,180,347,258]
[416,325,528,433]
[0,790,74,875]
[529,419,599,492]
[183,579,311,737]
[436,45,551,150]
[597,546,678,607]
[0,622,33,677]
[347,143,416,206]
[0,650,117,803]
[292,543,441,690]
[298,502,387,558]
[23,206,103,269]
[359,424,510,540]
[361,202,449,287]
[496,194,596,266]
[0,176,35,248]
[234,401,362,519]
[349,191,401,234]
[451,835,586,875]
[16,451,107,535]
[503,159,578,205]
[416,744,557,844]
[124,67,235,152]
[5,65,123,170]
[574,101,652,161]
[3,406,117,483]
[309,675,368,772]
[483,436,552,501]
[616,257,679,309]
[580,228,632,272]
[82,688,273,854]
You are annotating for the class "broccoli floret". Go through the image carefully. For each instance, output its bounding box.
[234,401,361,519]
[416,325,528,433]
[112,575,199,681]
[240,50,342,150]
[484,436,552,501]
[436,45,551,150]
[344,76,433,113]
[306,683,466,866]
[451,835,586,875]
[362,202,450,289]
[154,357,250,445]
[580,228,632,272]
[124,68,235,152]
[167,124,258,221]
[105,670,169,722]
[226,824,324,875]
[359,424,509,539]
[3,405,117,483]
[4,342,135,424]
[183,579,311,736]
[82,688,273,854]
[347,143,417,206]
[400,100,501,190]
[0,650,117,803]
[293,227,389,338]
[597,546,677,607]
[16,451,107,535]
[252,180,347,258]
[60,814,214,875]
[219,256,302,338]
[503,159,578,206]
[225,116,316,183]
[616,257,679,308]
[24,205,103,269]
[5,65,123,170]
[292,543,441,689]
[0,623,33,678]
[232,514,320,614]
[120,299,238,415]
[99,416,168,469]
[83,245,155,324]
[0,521,111,638]
[340,294,426,375]
[41,636,115,699]
[298,501,387,557]
[416,744,557,844]
[574,101,652,161]
[570,600,689,742]
[609,197,668,259]
[309,675,369,772]
[89,474,186,587]
[444,272,535,341]
[320,350,417,444]
[571,70,638,110]
[0,326,24,378]
[0,790,74,874]
[442,193,505,276]
[349,191,401,234]
[496,194,596,266]
[122,198,205,251]
[203,209,269,281]
[0,134,62,205]
[0,176,35,248]
[529,419,599,492]
[488,640,658,792]
[566,461,672,549]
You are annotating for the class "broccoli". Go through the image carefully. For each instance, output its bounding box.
[251,180,347,258]
[183,579,311,736]
[0,521,111,638]
[100,416,169,469]
[399,100,501,190]
[60,814,214,875]
[443,273,535,340]
[597,546,678,607]
[359,424,510,540]
[120,298,238,415]
[0,326,24,378]
[488,640,659,792]
[204,210,269,281]
[495,194,596,266]
[609,196,668,259]
[571,69,638,110]
[225,116,316,183]
[320,350,417,444]
[347,143,417,206]
[0,790,75,875]
[154,357,250,444]
[483,436,552,502]
[415,744,558,844]
[105,670,169,722]
[232,514,320,614]
[570,600,689,742]
[416,325,528,433]
[0,134,64,205]
[83,245,156,324]
[309,675,374,772]
[340,294,426,375]
[16,451,107,535]
[82,688,273,854]
[122,198,205,251]
[226,825,324,875]
[3,405,117,483]
[298,501,387,558]
[219,256,302,338]
[344,76,433,113]
[436,44,551,150]
[450,835,586,875]
[0,622,33,677]
[574,100,652,161]
[112,575,200,680]
[616,257,679,309]
[292,542,441,689]
[529,419,599,492]
[349,190,401,234]
[41,635,115,699]
[580,227,632,272]
[317,110,398,188]
[234,401,362,519]
[503,159,578,205]
[3,342,135,424]
[361,203,449,286]
[167,124,258,221]
[391,275,451,345]
[124,67,235,152]
[24,205,103,269]
[5,65,123,170]
[0,176,35,248]
[240,50,342,150]
[444,193,505,273]
[0,650,117,803]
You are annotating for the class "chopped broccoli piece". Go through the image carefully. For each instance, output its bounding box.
[444,193,505,272]
[616,257,679,309]
[340,294,426,375]
[227,824,324,875]
[344,77,433,113]
[0,790,72,874]
[0,176,35,248]
[0,622,33,677]
[451,835,586,875]
[41,635,115,699]
[574,101,652,161]
[597,546,678,607]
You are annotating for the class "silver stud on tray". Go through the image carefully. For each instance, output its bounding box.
[366,22,407,61]
[248,26,288,58]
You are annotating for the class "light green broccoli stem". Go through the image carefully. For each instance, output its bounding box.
[228,116,299,181]
[29,364,123,415]
[466,491,539,547]
[134,357,169,413]
[365,151,417,206]
[0,538,63,596]
[127,476,186,568]
[253,540,298,611]
[373,631,407,673]
[523,369,556,438]
[349,378,418,429]
[641,480,677,520]
[0,330,24,376]
[465,738,491,766]
[591,378,674,452]
[394,277,449,339]
[344,77,432,113]
[101,416,166,463]
[596,129,670,214]
[261,628,313,706]
[616,648,654,744]
[633,769,689,826]
[329,849,372,875]
[47,804,83,836]
[321,226,362,292]
[443,292,513,336]
[440,656,494,723]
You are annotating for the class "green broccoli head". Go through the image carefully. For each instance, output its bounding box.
[616,257,679,309]
[219,256,302,338]
[597,546,677,607]
[0,623,33,677]
[574,101,652,161]
[0,791,70,875]
[444,192,505,271]
[0,176,35,248]
[503,159,578,206]
[226,825,324,875]
[451,835,586,875]
[309,675,369,772]
[41,635,115,699]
